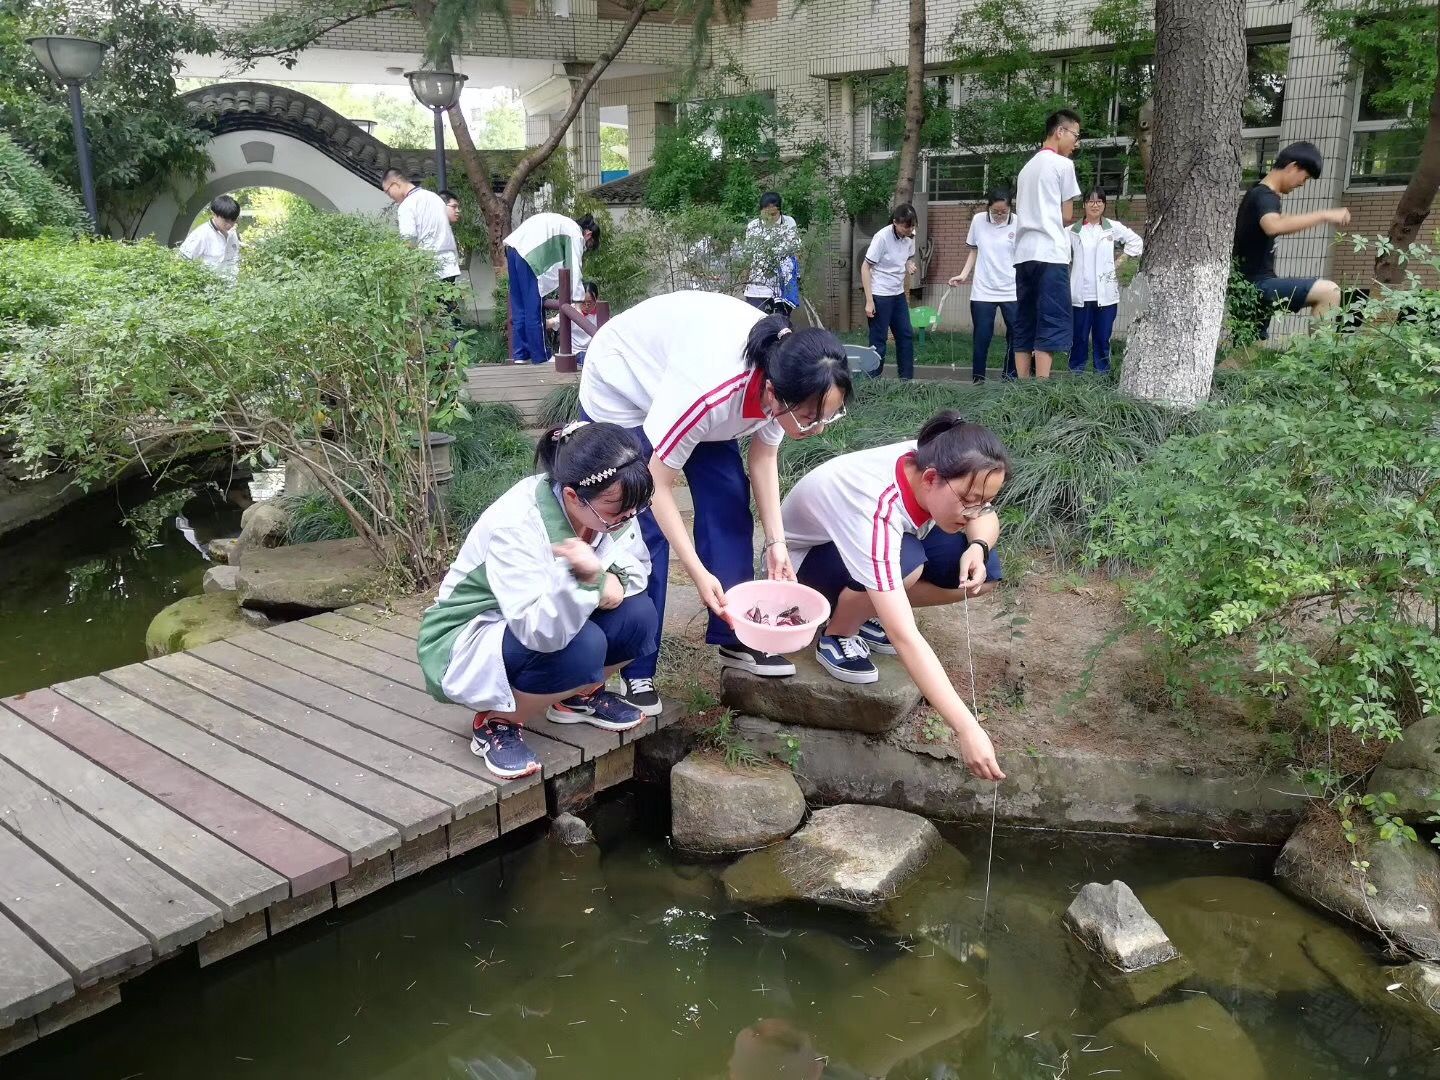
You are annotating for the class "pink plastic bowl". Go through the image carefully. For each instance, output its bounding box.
[723,580,832,655]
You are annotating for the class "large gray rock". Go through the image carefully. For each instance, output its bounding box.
[722,653,920,734]
[237,537,386,614]
[1064,880,1179,972]
[1099,996,1265,1080]
[1275,812,1440,959]
[549,813,595,846]
[723,803,940,912]
[145,593,258,658]
[1369,715,1440,817]
[206,537,239,564]
[202,564,239,593]
[235,500,289,551]
[670,752,805,854]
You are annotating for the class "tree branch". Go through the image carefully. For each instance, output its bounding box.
[501,0,650,204]
[223,0,406,65]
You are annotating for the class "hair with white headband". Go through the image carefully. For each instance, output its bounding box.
[535,419,654,513]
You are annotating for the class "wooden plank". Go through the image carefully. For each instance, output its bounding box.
[261,623,583,778]
[191,640,499,804]
[152,652,488,819]
[226,633,540,798]
[267,885,333,936]
[0,697,291,917]
[34,980,121,1037]
[448,806,499,857]
[498,784,547,833]
[334,856,393,907]
[55,675,398,864]
[0,826,151,986]
[196,911,267,967]
[0,1017,38,1055]
[0,757,221,955]
[340,603,424,638]
[108,664,448,841]
[303,610,418,660]
[0,908,72,1027]
[393,829,448,881]
[595,743,636,792]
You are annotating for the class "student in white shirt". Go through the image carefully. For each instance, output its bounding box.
[948,189,1018,383]
[579,292,852,716]
[177,195,241,284]
[418,422,655,779]
[503,211,600,365]
[1068,188,1143,374]
[782,411,1008,781]
[1012,109,1082,380]
[861,203,919,380]
[744,191,801,311]
[382,168,461,284]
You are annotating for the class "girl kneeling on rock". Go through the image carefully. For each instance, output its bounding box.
[417,422,657,780]
[781,410,1008,781]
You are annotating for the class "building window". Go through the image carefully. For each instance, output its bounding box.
[867,76,953,157]
[1350,64,1423,187]
[928,154,987,201]
[1239,38,1288,188]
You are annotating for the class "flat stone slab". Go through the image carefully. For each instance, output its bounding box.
[722,653,920,734]
[1064,879,1179,972]
[238,537,386,614]
[202,565,239,593]
[670,752,805,854]
[724,803,940,912]
[1099,995,1265,1080]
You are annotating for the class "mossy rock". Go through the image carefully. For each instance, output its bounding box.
[145,593,261,658]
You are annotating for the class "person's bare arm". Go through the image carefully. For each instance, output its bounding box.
[1062,200,1075,225]
[1260,207,1350,237]
[861,260,876,317]
[949,247,978,286]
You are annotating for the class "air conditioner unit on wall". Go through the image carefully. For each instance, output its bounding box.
[851,188,929,291]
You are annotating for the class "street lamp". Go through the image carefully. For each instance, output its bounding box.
[405,68,467,192]
[27,35,109,230]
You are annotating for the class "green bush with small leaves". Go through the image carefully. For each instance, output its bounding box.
[0,133,87,240]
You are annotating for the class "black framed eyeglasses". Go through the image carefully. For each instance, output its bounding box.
[946,478,995,519]
[582,496,649,534]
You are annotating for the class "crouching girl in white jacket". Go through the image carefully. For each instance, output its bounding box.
[418,422,656,779]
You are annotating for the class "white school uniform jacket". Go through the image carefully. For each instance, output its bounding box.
[1068,218,1144,308]
[578,291,786,470]
[504,212,586,301]
[397,188,460,279]
[416,475,650,713]
[178,221,240,284]
[783,441,934,593]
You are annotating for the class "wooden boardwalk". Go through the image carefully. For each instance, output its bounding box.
[466,364,577,425]
[0,601,675,1055]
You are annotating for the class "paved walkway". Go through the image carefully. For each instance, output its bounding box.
[0,601,673,1054]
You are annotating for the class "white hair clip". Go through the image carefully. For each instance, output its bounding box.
[554,420,590,442]
[777,327,793,338]
[577,466,618,487]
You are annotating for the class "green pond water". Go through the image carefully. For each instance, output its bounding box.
[0,481,248,699]
[7,789,1438,1080]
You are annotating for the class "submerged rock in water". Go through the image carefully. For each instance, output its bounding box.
[145,592,259,658]
[1064,880,1180,972]
[549,813,595,846]
[237,537,386,615]
[1099,995,1265,1080]
[1275,812,1440,960]
[721,654,920,734]
[1139,876,1340,993]
[1368,715,1440,817]
[723,803,940,912]
[670,752,805,855]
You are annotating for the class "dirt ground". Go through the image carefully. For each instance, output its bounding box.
[654,568,1344,776]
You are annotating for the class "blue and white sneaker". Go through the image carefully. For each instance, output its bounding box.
[471,716,542,779]
[546,689,646,732]
[857,617,898,655]
[815,631,879,685]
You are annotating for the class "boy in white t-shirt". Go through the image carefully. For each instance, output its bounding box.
[861,203,919,380]
[1012,109,1082,379]
[178,194,242,284]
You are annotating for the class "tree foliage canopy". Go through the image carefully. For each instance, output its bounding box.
[0,131,86,238]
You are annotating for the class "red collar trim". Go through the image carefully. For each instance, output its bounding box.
[741,367,767,420]
[895,452,931,527]
[1040,146,1060,154]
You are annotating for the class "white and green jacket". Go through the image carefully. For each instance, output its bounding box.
[502,212,586,301]
[1068,217,1144,308]
[417,475,650,712]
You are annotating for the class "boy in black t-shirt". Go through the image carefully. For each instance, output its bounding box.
[1233,141,1350,329]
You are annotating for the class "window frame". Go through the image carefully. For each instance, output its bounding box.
[1347,64,1421,191]
[1239,35,1288,189]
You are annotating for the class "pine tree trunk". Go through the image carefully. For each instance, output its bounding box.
[1119,0,1245,408]
[892,0,926,205]
[1376,6,1440,286]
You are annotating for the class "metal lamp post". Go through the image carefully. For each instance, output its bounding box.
[26,35,109,230]
[405,69,467,192]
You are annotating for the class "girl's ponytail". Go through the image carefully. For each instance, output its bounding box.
[744,315,853,411]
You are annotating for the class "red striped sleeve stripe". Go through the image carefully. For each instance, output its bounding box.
[870,485,901,591]
[655,372,751,461]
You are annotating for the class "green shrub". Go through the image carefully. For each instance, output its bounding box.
[1092,244,1440,745]
[0,133,87,239]
[536,382,581,429]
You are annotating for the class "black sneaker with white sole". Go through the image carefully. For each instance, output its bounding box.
[717,644,796,677]
[815,631,879,684]
[857,617,898,655]
[619,676,663,717]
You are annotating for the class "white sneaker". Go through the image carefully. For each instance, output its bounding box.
[620,676,663,717]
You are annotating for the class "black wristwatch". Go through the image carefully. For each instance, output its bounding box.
[968,538,991,561]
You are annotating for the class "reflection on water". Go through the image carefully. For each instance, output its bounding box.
[0,482,244,698]
[6,789,1439,1080]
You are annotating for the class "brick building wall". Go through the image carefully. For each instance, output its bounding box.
[1334,191,1440,287]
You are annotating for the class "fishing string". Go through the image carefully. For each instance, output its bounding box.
[962,588,1000,939]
